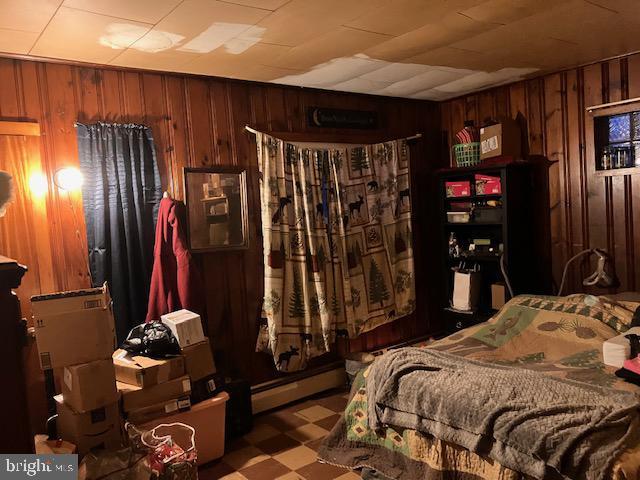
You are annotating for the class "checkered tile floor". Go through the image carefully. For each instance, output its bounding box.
[199,389,358,480]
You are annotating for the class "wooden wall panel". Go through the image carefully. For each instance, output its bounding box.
[440,52,640,295]
[0,56,441,433]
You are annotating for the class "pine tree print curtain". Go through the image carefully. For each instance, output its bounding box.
[256,133,416,372]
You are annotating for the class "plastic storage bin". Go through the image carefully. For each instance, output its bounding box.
[453,143,481,167]
[142,391,229,465]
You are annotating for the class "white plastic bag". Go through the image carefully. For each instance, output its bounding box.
[452,263,481,312]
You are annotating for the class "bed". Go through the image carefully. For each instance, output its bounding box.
[318,294,640,480]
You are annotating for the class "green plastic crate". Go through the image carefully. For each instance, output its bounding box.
[453,142,480,167]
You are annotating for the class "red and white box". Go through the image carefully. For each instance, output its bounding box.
[445,180,471,198]
[474,174,501,195]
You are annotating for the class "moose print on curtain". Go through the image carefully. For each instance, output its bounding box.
[256,133,415,372]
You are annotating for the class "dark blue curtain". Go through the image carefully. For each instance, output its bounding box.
[77,122,162,341]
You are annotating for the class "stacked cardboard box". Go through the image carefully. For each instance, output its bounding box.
[31,284,121,455]
[113,349,191,424]
[114,310,221,424]
[162,310,222,403]
[141,309,228,464]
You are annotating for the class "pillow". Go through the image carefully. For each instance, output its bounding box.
[606,292,640,303]
[595,294,640,333]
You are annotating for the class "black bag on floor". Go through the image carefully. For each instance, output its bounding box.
[223,379,253,439]
[191,373,226,405]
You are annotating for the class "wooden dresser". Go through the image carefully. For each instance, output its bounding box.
[0,256,32,453]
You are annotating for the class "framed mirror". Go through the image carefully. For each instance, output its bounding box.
[184,166,249,252]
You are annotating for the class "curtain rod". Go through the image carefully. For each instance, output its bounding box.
[244,125,422,141]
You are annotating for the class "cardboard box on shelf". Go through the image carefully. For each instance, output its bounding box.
[182,339,216,382]
[113,349,185,388]
[32,284,116,369]
[54,395,121,456]
[445,180,471,198]
[480,119,521,160]
[474,174,502,195]
[126,397,191,425]
[161,310,205,348]
[142,392,229,465]
[62,359,118,413]
[118,375,191,412]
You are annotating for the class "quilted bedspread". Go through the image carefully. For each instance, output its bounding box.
[318,294,640,480]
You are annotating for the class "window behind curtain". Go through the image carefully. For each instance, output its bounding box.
[77,122,162,341]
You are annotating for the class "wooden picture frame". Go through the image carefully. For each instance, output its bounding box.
[183,166,249,252]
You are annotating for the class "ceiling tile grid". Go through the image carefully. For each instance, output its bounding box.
[0,0,638,99]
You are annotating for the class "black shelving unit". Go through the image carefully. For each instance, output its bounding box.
[437,161,542,332]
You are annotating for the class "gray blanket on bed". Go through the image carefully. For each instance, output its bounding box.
[367,348,640,480]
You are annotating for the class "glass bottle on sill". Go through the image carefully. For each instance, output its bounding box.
[601,146,612,170]
[614,147,629,169]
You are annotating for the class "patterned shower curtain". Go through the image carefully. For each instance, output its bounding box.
[256,133,415,372]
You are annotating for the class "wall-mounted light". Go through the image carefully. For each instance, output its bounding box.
[29,171,48,198]
[54,167,83,191]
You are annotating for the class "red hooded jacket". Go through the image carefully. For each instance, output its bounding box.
[146,197,203,322]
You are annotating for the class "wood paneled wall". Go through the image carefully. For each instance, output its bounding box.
[0,56,441,432]
[440,52,640,295]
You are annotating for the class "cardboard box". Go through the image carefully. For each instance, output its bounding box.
[480,119,521,160]
[32,284,116,369]
[62,359,118,413]
[474,174,502,195]
[34,435,77,455]
[126,397,191,425]
[182,339,216,382]
[142,392,229,465]
[445,180,471,198]
[118,375,191,412]
[54,395,121,455]
[161,310,206,348]
[113,349,185,388]
[491,283,507,311]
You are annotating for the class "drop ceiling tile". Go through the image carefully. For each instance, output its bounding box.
[459,0,570,25]
[584,0,637,14]
[62,0,181,24]
[219,0,291,10]
[0,28,40,54]
[409,88,456,101]
[475,0,618,47]
[0,0,61,32]
[330,77,391,95]
[345,0,486,36]
[255,0,388,47]
[433,67,538,95]
[181,42,292,75]
[109,48,200,71]
[272,55,383,87]
[363,13,500,62]
[406,46,507,71]
[360,62,434,83]
[31,7,152,63]
[267,27,391,71]
[184,50,302,81]
[143,0,270,55]
[380,69,467,96]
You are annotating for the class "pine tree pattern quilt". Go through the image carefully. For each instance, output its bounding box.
[318,294,640,480]
[255,133,416,372]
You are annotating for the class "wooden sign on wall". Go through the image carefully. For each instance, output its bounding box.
[307,107,378,129]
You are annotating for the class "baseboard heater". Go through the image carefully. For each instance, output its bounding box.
[251,362,346,414]
[250,335,435,414]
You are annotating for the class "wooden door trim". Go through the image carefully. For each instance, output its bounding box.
[0,121,40,136]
